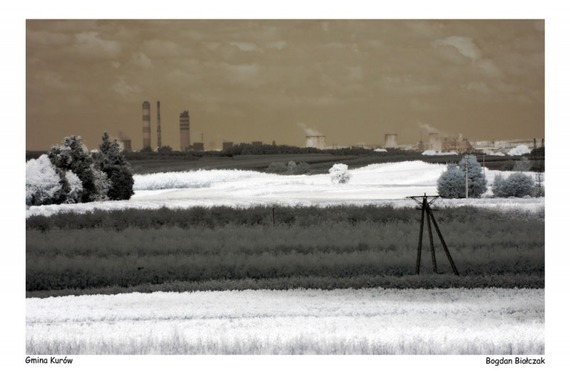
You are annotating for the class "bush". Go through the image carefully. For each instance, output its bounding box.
[26,155,64,206]
[266,162,288,174]
[266,161,311,175]
[513,157,532,171]
[329,163,351,184]
[493,173,535,198]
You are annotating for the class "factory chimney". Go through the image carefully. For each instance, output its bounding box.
[156,101,162,148]
[142,101,151,150]
[180,110,190,151]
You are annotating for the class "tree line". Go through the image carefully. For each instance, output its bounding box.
[26,133,134,206]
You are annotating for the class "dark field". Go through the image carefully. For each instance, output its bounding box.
[27,146,544,175]
[26,205,544,298]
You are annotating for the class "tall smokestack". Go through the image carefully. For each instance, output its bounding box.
[180,110,190,151]
[142,101,151,150]
[156,101,162,148]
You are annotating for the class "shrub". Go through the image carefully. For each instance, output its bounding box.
[266,161,311,175]
[513,157,532,171]
[493,173,535,198]
[329,163,351,184]
[26,155,64,206]
[266,162,288,174]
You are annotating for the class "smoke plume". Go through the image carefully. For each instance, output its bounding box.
[418,122,443,135]
[298,122,323,137]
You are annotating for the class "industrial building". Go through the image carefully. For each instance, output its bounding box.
[442,135,473,153]
[118,138,132,152]
[471,139,540,154]
[179,110,190,151]
[142,101,151,150]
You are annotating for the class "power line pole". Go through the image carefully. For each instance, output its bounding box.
[465,164,469,199]
[408,194,459,275]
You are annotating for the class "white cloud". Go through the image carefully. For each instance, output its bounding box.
[132,52,153,68]
[267,40,287,50]
[465,81,493,94]
[112,77,141,99]
[223,63,260,84]
[28,30,71,46]
[477,59,503,78]
[73,31,121,58]
[434,36,481,61]
[230,42,260,52]
[35,71,68,90]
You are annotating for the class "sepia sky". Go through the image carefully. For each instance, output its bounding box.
[26,19,544,151]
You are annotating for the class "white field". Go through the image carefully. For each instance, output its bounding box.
[26,288,544,355]
[26,161,544,217]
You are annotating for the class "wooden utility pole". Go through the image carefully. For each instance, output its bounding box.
[465,165,469,199]
[408,194,459,275]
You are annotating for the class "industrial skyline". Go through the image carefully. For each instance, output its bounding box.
[26,20,544,151]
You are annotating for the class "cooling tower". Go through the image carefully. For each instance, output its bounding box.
[385,134,398,148]
[142,101,151,150]
[180,110,190,151]
[156,101,161,148]
[429,133,442,152]
[306,135,326,149]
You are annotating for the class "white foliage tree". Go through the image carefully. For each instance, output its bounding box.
[437,155,487,198]
[64,170,83,203]
[26,154,62,206]
[329,163,351,184]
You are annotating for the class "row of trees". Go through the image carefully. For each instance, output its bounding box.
[437,155,543,198]
[26,133,134,206]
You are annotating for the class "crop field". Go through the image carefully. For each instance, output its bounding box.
[26,288,544,355]
[26,205,544,297]
[25,161,545,355]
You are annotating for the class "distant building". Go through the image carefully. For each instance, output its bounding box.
[179,110,190,151]
[118,139,132,152]
[193,142,204,151]
[471,139,538,154]
[442,135,473,153]
[252,141,263,146]
[222,142,234,150]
